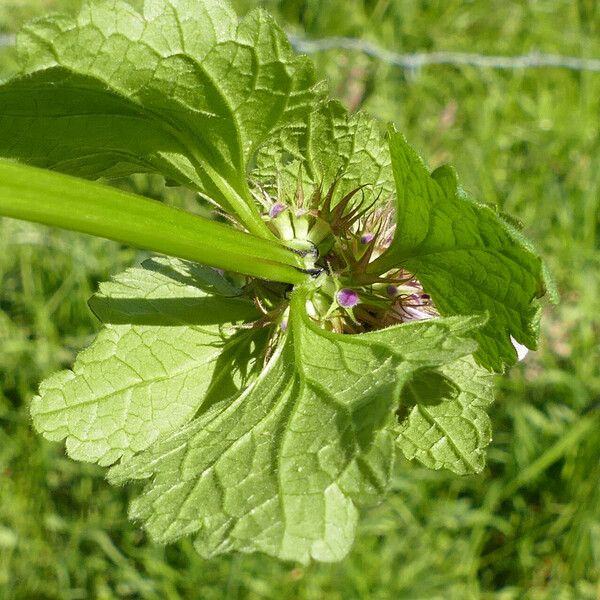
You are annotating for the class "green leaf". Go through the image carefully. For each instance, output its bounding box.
[31,258,263,466]
[108,289,483,563]
[399,368,460,408]
[254,100,394,207]
[370,128,546,371]
[395,356,494,475]
[0,0,319,235]
[0,160,308,284]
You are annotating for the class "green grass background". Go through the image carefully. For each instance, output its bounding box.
[1,1,599,598]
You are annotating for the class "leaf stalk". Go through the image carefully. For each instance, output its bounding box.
[0,161,307,285]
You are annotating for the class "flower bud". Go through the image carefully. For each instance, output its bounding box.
[336,288,359,308]
[269,203,286,219]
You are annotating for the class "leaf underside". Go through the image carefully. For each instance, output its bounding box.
[107,281,485,562]
[31,258,262,467]
[32,257,487,563]
[373,129,546,372]
[254,100,394,208]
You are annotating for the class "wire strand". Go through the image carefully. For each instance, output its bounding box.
[289,35,600,73]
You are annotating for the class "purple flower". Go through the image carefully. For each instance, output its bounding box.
[336,288,359,308]
[269,203,286,219]
[360,232,375,245]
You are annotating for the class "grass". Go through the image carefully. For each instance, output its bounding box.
[1,1,599,598]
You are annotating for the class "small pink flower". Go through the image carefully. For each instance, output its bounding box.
[337,288,359,308]
[402,306,434,321]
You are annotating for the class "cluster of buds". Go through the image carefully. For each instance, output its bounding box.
[249,179,441,335]
[249,178,530,362]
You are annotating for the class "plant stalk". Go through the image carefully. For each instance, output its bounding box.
[0,160,307,285]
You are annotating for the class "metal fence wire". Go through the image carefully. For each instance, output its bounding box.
[289,35,600,73]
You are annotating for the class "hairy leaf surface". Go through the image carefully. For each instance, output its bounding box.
[31,258,261,466]
[254,100,394,207]
[371,128,546,371]
[396,356,494,475]
[108,290,484,562]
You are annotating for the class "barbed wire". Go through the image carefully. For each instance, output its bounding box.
[2,31,599,73]
[289,35,600,73]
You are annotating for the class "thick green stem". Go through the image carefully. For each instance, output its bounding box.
[0,160,307,285]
